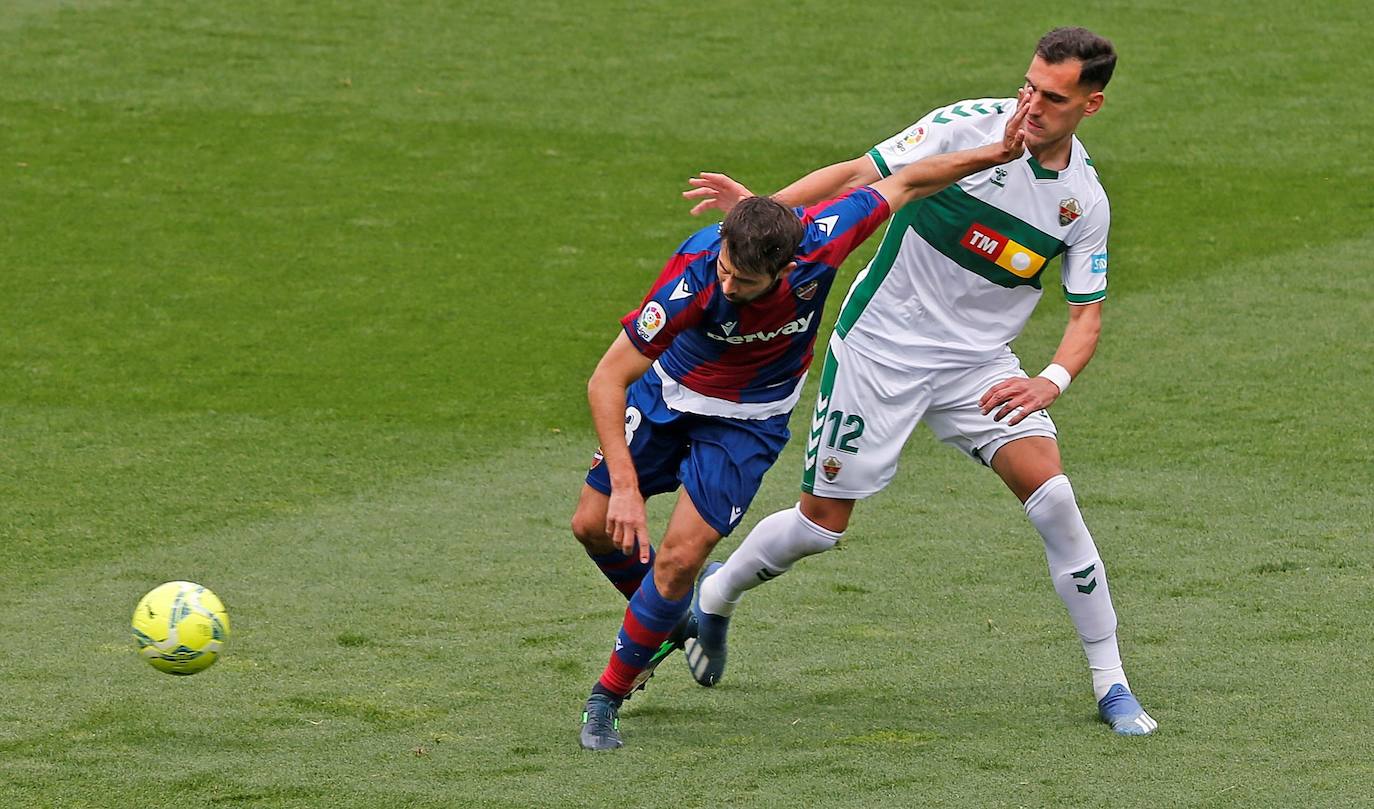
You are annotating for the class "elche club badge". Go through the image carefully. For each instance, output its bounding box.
[1058,198,1082,226]
[822,456,842,481]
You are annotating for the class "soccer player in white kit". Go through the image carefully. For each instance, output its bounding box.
[681,27,1157,735]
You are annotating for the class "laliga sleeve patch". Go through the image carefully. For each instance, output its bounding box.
[891,124,927,154]
[1090,252,1108,273]
[636,301,667,341]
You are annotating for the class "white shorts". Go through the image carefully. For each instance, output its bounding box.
[801,333,1057,499]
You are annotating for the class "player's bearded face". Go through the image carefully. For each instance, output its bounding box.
[717,251,777,304]
[1020,56,1104,148]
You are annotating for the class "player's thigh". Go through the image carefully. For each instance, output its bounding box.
[678,412,790,538]
[802,335,932,500]
[924,355,1058,467]
[583,374,689,500]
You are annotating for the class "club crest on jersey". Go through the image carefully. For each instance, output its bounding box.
[891,124,927,154]
[794,280,819,301]
[822,456,842,481]
[1058,197,1082,226]
[636,301,667,341]
[959,223,1046,279]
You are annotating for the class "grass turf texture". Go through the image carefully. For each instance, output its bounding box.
[2,0,1371,806]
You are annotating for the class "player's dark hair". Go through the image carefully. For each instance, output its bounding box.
[1036,27,1116,90]
[720,196,805,278]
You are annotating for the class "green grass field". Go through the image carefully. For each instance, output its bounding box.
[3,1,1372,806]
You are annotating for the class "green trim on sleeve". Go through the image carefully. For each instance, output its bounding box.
[867,148,891,179]
[1064,287,1106,304]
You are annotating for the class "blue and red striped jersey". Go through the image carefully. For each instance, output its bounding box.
[621,187,890,419]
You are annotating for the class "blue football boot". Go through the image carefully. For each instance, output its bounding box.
[1097,683,1158,735]
[683,561,729,687]
[579,694,623,750]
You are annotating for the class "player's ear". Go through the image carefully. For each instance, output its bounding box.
[780,261,798,277]
[1083,91,1105,117]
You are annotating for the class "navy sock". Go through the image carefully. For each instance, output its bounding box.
[587,546,655,599]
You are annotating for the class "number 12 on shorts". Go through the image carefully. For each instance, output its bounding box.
[823,410,865,454]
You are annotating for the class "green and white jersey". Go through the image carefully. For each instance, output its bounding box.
[834,97,1110,369]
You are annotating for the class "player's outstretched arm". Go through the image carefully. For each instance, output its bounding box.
[587,333,656,561]
[683,159,879,216]
[771,156,881,208]
[871,92,1030,211]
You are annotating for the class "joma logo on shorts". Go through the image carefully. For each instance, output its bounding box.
[708,312,814,344]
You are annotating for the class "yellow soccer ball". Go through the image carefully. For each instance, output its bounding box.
[131,581,231,675]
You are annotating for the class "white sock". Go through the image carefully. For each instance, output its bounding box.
[1085,637,1129,701]
[699,503,841,616]
[1024,475,1128,700]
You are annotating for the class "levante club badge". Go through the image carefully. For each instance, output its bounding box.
[1058,198,1082,226]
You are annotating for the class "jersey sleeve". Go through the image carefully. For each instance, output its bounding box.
[619,238,713,359]
[796,186,891,269]
[1060,195,1110,305]
[868,98,1015,177]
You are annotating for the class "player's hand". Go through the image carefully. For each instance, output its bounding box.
[606,488,653,563]
[991,88,1030,163]
[979,375,1060,425]
[683,172,754,216]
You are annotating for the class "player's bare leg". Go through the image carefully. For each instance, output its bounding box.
[991,436,1156,735]
[571,484,657,599]
[570,484,616,554]
[580,489,718,750]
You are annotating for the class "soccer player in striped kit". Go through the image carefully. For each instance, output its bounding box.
[571,104,1031,750]
[681,28,1157,736]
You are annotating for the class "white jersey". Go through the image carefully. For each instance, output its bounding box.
[834,97,1110,369]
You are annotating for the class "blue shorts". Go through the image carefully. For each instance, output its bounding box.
[585,372,790,537]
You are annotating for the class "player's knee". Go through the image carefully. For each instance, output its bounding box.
[570,509,609,549]
[799,493,853,534]
[654,542,716,599]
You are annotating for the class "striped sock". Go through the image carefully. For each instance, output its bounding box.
[587,547,655,599]
[596,568,692,697]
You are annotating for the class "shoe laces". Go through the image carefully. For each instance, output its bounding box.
[584,696,619,733]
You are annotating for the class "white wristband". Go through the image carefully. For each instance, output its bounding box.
[1037,363,1072,394]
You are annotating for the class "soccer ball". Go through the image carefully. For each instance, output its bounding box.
[131,581,231,675]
